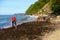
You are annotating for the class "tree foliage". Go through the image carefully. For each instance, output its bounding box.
[26,0,50,14]
[26,0,60,15]
[51,0,60,15]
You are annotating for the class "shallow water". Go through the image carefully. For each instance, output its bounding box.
[0,14,35,29]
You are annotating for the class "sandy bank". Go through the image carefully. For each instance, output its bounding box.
[0,21,57,40]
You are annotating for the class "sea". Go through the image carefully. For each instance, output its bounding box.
[0,14,35,29]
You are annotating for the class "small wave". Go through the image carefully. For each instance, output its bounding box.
[0,25,11,29]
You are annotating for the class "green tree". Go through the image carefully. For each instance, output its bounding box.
[26,0,50,14]
[51,0,60,15]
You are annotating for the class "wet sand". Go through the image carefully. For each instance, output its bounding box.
[0,21,58,40]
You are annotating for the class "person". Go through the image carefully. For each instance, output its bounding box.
[11,16,17,29]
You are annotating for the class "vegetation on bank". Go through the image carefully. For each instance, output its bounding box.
[26,0,60,16]
[26,0,50,15]
[51,0,60,16]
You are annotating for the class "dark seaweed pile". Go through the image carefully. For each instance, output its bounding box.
[0,21,55,40]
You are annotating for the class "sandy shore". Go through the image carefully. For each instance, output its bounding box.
[0,21,57,40]
[42,28,60,40]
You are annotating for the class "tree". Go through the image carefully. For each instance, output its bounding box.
[51,0,60,15]
[26,0,50,14]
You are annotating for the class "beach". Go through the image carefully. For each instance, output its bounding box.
[0,20,58,40]
[0,0,60,40]
[0,15,60,40]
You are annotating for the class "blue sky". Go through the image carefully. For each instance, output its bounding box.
[0,0,37,15]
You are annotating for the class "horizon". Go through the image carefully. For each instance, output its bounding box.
[0,0,37,15]
[0,13,25,15]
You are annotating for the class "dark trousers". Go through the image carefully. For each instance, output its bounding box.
[12,21,16,27]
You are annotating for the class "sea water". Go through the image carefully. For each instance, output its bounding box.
[0,14,35,29]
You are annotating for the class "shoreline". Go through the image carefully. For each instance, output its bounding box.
[0,15,60,40]
[0,15,36,29]
[0,21,57,40]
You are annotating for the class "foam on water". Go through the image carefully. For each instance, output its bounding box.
[0,15,36,29]
[2,26,11,29]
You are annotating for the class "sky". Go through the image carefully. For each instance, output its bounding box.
[0,0,37,15]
